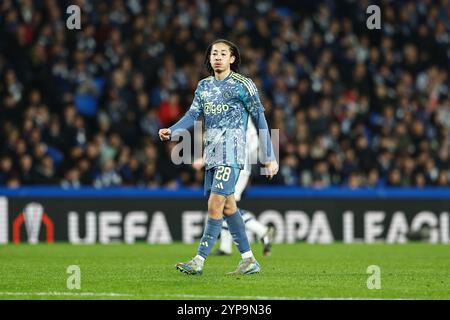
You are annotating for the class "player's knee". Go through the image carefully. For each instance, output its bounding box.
[207,202,221,217]
[208,211,222,219]
[208,195,225,218]
[223,199,237,215]
[223,207,236,216]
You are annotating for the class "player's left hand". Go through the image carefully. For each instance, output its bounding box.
[264,160,279,180]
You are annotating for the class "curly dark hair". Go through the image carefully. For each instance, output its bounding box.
[204,39,241,75]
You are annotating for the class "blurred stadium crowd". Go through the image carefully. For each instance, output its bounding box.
[0,0,449,189]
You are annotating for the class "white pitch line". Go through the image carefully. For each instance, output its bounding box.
[0,292,411,300]
[0,292,133,297]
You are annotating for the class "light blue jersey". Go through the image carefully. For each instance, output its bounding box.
[170,71,275,170]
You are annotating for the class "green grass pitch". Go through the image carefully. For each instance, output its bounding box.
[0,243,449,300]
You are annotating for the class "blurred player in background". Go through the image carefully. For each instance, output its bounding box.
[159,39,278,275]
[193,118,275,257]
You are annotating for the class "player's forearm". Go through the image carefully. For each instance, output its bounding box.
[169,111,196,135]
[251,110,276,163]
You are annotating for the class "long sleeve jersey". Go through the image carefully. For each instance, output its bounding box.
[170,71,276,170]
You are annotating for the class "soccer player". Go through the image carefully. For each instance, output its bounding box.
[159,39,278,275]
[192,119,275,257]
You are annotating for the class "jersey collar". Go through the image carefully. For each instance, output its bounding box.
[214,70,233,83]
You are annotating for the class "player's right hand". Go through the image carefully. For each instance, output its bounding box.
[192,158,205,171]
[158,128,171,141]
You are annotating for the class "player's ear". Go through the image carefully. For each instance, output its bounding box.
[230,55,235,64]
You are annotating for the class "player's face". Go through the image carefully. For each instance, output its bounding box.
[210,43,235,74]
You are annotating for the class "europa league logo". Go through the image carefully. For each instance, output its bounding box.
[12,202,54,244]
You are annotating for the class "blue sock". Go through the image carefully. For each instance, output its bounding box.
[197,217,223,259]
[224,210,251,254]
